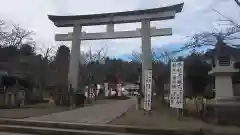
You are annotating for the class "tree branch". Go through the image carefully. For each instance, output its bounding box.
[235,0,240,7]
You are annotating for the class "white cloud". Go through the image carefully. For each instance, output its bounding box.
[0,0,239,57]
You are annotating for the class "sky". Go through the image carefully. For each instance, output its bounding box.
[0,0,240,59]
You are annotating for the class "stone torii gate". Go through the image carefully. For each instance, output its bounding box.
[48,3,184,96]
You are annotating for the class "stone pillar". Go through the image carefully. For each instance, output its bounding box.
[117,83,122,96]
[21,91,25,105]
[104,83,108,97]
[215,75,234,99]
[11,94,15,106]
[107,24,114,33]
[8,93,11,105]
[141,19,152,108]
[68,25,82,90]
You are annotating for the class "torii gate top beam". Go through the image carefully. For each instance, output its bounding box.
[48,3,183,27]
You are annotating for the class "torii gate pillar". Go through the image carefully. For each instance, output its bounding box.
[141,20,152,93]
[68,25,82,89]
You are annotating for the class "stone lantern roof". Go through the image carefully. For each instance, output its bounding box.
[205,40,240,62]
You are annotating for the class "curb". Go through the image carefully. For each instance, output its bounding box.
[0,119,203,135]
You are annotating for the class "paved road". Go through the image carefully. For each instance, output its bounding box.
[24,99,134,124]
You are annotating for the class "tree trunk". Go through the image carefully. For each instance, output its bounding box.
[154,77,165,104]
[160,91,165,104]
[87,85,90,104]
[194,97,199,114]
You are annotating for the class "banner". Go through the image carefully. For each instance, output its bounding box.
[170,61,184,109]
[143,70,152,111]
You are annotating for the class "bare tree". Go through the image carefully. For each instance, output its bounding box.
[34,45,57,93]
[131,49,176,104]
[0,20,7,47]
[131,51,141,62]
[234,0,240,7]
[181,10,240,52]
[79,46,108,103]
[153,50,176,64]
[0,20,4,26]
[131,49,175,64]
[0,20,5,33]
[0,23,34,48]
[39,45,57,62]
[80,46,108,65]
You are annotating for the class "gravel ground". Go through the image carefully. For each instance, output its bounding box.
[0,103,69,119]
[109,99,240,135]
[0,99,118,119]
[24,99,134,124]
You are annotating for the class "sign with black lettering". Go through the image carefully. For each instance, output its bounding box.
[143,70,152,111]
[170,61,184,109]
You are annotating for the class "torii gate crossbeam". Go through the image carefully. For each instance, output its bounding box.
[55,28,172,41]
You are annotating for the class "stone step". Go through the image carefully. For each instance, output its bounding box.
[0,132,37,135]
[0,119,198,135]
[0,124,142,135]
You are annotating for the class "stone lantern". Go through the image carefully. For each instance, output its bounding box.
[205,38,240,124]
[207,41,239,99]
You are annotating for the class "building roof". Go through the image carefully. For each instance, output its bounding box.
[48,3,184,27]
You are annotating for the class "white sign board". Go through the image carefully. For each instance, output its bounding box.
[170,61,184,109]
[143,70,152,111]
